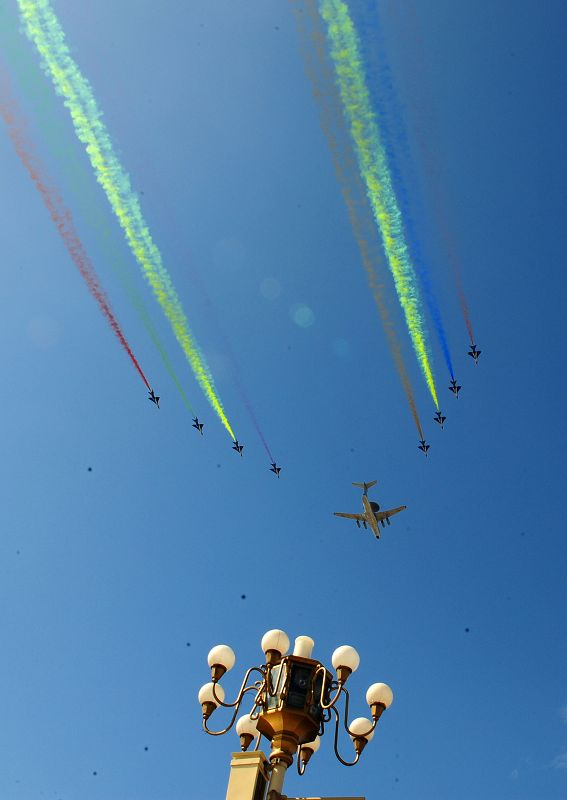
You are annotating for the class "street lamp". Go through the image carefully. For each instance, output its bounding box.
[198,629,393,797]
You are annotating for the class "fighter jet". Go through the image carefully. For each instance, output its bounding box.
[434,410,446,428]
[334,480,406,539]
[418,439,430,456]
[449,378,461,398]
[192,417,204,435]
[148,389,160,408]
[232,439,244,456]
[269,462,282,477]
[468,344,481,364]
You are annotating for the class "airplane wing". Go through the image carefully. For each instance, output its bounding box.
[334,512,365,521]
[375,505,407,521]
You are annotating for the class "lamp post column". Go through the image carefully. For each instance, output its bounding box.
[266,758,288,798]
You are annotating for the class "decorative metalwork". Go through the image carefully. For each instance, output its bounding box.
[199,630,393,787]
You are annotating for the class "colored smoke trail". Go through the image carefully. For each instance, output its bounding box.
[188,268,275,461]
[318,0,439,409]
[386,0,476,347]
[18,0,233,437]
[352,2,455,379]
[453,257,475,345]
[0,84,151,392]
[0,14,196,414]
[238,392,274,462]
[293,1,424,439]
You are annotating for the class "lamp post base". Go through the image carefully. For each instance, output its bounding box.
[225,751,270,800]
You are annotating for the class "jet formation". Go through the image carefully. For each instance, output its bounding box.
[147,400,284,473]
[334,480,406,539]
[420,343,482,454]
[146,341,482,465]
[146,393,284,471]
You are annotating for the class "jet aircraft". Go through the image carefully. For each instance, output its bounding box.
[418,439,430,456]
[468,344,481,364]
[269,462,282,477]
[148,389,160,408]
[192,417,204,435]
[232,439,244,456]
[334,480,406,539]
[434,410,446,428]
[449,378,461,398]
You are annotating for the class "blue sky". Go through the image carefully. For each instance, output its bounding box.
[1,1,566,798]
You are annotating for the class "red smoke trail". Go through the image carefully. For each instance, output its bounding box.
[0,82,151,391]
[454,257,475,344]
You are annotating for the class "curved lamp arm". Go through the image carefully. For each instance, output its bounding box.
[333,683,378,740]
[204,683,265,736]
[249,681,270,720]
[343,706,377,740]
[331,705,361,767]
[315,665,344,710]
[211,665,266,709]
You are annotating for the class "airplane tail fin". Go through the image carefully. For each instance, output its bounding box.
[352,480,377,492]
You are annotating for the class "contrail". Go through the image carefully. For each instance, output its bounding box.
[317,0,439,409]
[18,0,234,436]
[292,1,424,439]
[351,1,455,379]
[0,78,151,393]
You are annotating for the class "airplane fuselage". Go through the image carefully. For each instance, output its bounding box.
[362,495,380,537]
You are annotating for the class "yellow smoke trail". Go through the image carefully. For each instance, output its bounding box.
[292,1,424,439]
[18,0,234,437]
[318,0,439,409]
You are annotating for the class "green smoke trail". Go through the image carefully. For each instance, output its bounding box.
[18,0,234,436]
[292,0,425,439]
[318,0,439,408]
[0,4,195,414]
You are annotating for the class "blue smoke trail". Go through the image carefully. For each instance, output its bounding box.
[351,1,455,380]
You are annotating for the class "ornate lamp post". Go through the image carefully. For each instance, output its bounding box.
[198,630,393,798]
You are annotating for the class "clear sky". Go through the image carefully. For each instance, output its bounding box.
[1,1,566,799]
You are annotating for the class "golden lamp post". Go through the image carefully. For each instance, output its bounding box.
[198,630,393,800]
